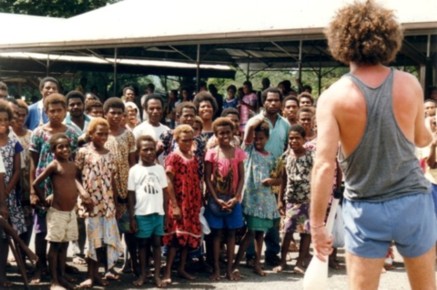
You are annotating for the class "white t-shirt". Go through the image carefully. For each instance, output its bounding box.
[132,121,170,165]
[128,164,168,216]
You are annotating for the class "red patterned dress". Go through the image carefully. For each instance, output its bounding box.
[163,152,202,248]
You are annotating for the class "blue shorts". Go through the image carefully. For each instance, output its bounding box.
[135,214,164,239]
[431,184,437,217]
[343,192,437,258]
[205,202,243,230]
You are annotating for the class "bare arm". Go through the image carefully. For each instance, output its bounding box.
[29,151,39,199]
[310,91,339,260]
[243,115,265,145]
[32,161,56,206]
[0,173,7,218]
[5,152,20,196]
[277,167,287,215]
[413,79,432,147]
[128,151,136,168]
[165,172,181,219]
[234,161,245,200]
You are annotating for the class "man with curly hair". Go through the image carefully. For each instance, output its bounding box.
[310,1,436,289]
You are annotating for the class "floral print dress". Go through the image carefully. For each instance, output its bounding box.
[75,145,122,268]
[283,149,314,234]
[0,137,26,236]
[163,152,202,248]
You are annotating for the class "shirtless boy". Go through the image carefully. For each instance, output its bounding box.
[33,133,91,290]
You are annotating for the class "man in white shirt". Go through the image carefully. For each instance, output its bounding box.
[133,94,170,165]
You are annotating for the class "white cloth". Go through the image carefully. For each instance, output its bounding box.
[128,164,168,216]
[0,154,5,173]
[132,121,170,165]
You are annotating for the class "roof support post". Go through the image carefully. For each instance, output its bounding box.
[46,53,50,76]
[246,55,250,81]
[298,40,303,81]
[196,44,200,91]
[113,48,118,96]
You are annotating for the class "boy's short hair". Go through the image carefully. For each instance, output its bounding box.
[297,107,315,118]
[212,117,234,133]
[289,124,306,139]
[194,116,204,129]
[325,0,403,65]
[173,124,194,140]
[66,90,85,104]
[16,99,29,113]
[49,133,69,152]
[87,117,109,135]
[254,121,270,138]
[175,101,197,116]
[103,97,125,114]
[85,99,103,113]
[39,76,59,91]
[136,135,157,149]
[0,99,13,120]
[283,96,299,107]
[221,108,240,119]
[298,92,314,105]
[43,93,66,111]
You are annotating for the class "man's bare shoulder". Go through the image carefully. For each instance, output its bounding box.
[318,77,356,104]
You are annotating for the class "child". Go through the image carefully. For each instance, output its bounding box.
[76,117,123,288]
[9,99,33,250]
[103,97,136,276]
[206,108,241,149]
[33,133,90,290]
[163,125,202,284]
[223,85,239,109]
[204,117,246,281]
[128,135,175,287]
[85,99,104,118]
[234,121,280,276]
[0,100,26,288]
[276,125,314,274]
[192,116,203,138]
[29,93,80,284]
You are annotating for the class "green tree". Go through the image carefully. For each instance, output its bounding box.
[0,0,117,18]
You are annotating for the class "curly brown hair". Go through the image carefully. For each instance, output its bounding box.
[325,0,403,65]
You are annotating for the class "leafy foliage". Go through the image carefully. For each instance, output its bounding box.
[0,0,117,18]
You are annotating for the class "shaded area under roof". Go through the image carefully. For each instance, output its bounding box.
[0,0,435,84]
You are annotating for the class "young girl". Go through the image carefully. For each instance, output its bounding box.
[163,125,202,283]
[276,125,314,274]
[9,99,33,250]
[233,121,280,276]
[0,100,25,288]
[204,117,246,281]
[76,117,123,288]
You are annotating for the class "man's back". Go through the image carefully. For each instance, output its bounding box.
[321,65,430,159]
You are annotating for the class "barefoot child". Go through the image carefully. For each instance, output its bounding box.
[29,93,79,284]
[162,125,201,284]
[234,121,281,276]
[128,135,176,287]
[32,133,90,290]
[76,118,123,288]
[276,125,314,274]
[204,117,246,281]
[103,97,137,276]
[0,100,26,288]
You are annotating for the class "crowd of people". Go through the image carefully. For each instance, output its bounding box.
[0,1,436,290]
[0,72,327,289]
